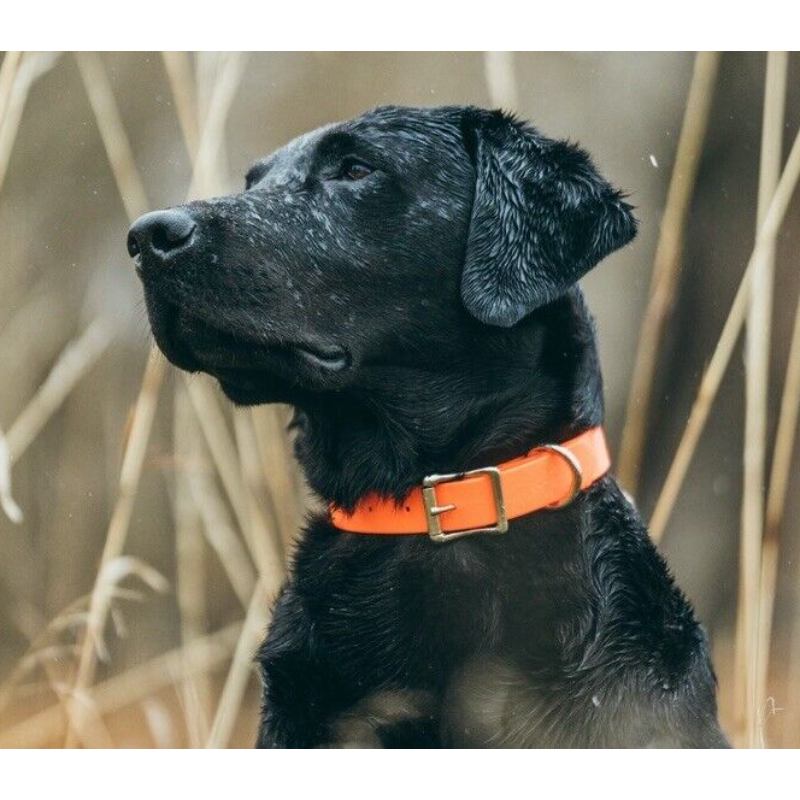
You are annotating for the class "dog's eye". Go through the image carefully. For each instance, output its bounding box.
[338,159,373,181]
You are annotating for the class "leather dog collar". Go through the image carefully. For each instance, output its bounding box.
[330,426,610,542]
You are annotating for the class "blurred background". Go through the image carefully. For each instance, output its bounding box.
[0,51,799,748]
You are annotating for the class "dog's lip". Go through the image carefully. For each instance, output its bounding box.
[155,302,351,374]
[294,342,351,371]
[195,331,352,373]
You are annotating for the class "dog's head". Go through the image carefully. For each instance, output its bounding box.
[129,105,635,406]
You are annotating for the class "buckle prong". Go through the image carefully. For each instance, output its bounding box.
[428,502,456,516]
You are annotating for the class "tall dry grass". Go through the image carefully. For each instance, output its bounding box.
[1,50,291,748]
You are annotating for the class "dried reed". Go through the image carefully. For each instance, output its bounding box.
[67,55,168,742]
[0,52,22,128]
[74,52,149,221]
[63,51,249,746]
[0,52,59,196]
[64,348,166,745]
[0,317,113,525]
[173,386,212,746]
[187,467,257,607]
[161,52,200,164]
[188,52,246,199]
[763,287,800,745]
[205,579,270,748]
[617,52,720,494]
[649,122,800,543]
[250,405,305,555]
[483,52,519,111]
[0,622,242,748]
[166,50,288,745]
[737,51,788,749]
[4,317,114,465]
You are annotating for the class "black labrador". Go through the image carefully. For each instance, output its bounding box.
[128,105,728,748]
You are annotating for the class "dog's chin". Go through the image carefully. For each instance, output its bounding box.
[215,371,293,406]
[145,299,354,401]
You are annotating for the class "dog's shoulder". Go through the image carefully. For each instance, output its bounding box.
[582,478,712,675]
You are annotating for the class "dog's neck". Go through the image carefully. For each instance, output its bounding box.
[291,290,604,511]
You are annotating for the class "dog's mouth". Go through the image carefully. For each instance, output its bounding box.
[146,299,352,385]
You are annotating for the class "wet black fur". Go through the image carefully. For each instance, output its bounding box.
[131,105,728,747]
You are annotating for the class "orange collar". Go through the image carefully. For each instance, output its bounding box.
[330,426,610,542]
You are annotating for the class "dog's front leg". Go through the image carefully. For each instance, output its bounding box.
[326,689,440,748]
[256,586,442,748]
[257,639,442,747]
[256,656,339,748]
[256,588,344,748]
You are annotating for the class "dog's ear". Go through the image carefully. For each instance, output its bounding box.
[459,109,637,327]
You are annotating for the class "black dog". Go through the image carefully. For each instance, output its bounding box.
[128,105,728,748]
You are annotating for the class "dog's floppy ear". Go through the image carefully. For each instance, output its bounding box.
[460,108,637,327]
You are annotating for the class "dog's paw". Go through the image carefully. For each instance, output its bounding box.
[326,689,438,748]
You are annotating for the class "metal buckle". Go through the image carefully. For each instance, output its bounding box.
[422,466,508,543]
[532,444,583,510]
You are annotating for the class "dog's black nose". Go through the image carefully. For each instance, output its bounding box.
[127,209,197,262]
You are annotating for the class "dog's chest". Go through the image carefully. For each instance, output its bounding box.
[295,532,514,687]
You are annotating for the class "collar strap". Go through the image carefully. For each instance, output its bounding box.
[330,426,610,542]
